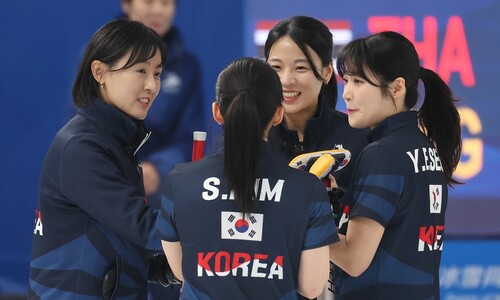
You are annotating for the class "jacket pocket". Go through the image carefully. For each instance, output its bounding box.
[102,256,122,300]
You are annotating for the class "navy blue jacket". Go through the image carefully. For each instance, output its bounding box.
[29,99,160,299]
[157,142,338,299]
[335,112,447,299]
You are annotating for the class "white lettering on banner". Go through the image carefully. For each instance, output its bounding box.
[440,265,500,289]
[461,265,483,288]
[483,266,500,288]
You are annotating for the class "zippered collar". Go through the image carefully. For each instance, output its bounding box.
[77,99,151,156]
[368,111,418,143]
[271,96,333,155]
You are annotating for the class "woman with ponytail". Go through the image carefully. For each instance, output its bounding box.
[157,57,338,299]
[329,31,462,299]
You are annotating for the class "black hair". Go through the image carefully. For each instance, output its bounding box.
[264,15,337,109]
[72,19,167,108]
[337,31,462,185]
[216,58,283,215]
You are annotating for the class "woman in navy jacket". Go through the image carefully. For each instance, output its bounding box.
[264,16,369,213]
[330,31,462,299]
[29,20,168,299]
[121,0,206,198]
[264,16,371,300]
[157,58,338,299]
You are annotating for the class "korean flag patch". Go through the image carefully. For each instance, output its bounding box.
[429,185,442,214]
[221,211,263,241]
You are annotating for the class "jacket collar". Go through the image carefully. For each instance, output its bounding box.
[273,96,332,151]
[77,99,151,156]
[368,111,418,143]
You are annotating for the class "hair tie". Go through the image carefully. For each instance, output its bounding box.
[419,66,425,78]
[238,88,253,97]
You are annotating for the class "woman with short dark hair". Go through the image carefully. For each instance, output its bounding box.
[29,19,169,299]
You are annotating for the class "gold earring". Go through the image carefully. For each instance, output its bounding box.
[100,82,104,88]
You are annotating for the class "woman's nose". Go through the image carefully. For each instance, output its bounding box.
[280,69,296,86]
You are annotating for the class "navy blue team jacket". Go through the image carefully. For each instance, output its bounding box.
[335,111,448,299]
[157,142,339,299]
[29,99,160,299]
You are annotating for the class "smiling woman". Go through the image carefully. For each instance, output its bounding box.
[264,16,369,196]
[116,0,207,204]
[28,19,174,300]
[93,51,163,120]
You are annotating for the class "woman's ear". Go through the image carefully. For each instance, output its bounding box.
[120,0,130,15]
[272,106,284,126]
[90,60,107,85]
[323,61,334,84]
[212,102,223,125]
[390,77,406,100]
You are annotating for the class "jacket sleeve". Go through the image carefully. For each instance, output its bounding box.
[58,135,160,249]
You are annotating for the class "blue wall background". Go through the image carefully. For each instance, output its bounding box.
[1,0,499,297]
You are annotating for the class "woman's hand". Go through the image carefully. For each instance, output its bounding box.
[328,174,338,189]
[141,162,161,196]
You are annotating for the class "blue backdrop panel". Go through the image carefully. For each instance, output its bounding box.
[441,240,500,298]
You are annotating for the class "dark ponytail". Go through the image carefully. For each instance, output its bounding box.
[419,67,462,185]
[216,58,283,215]
[223,90,262,215]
